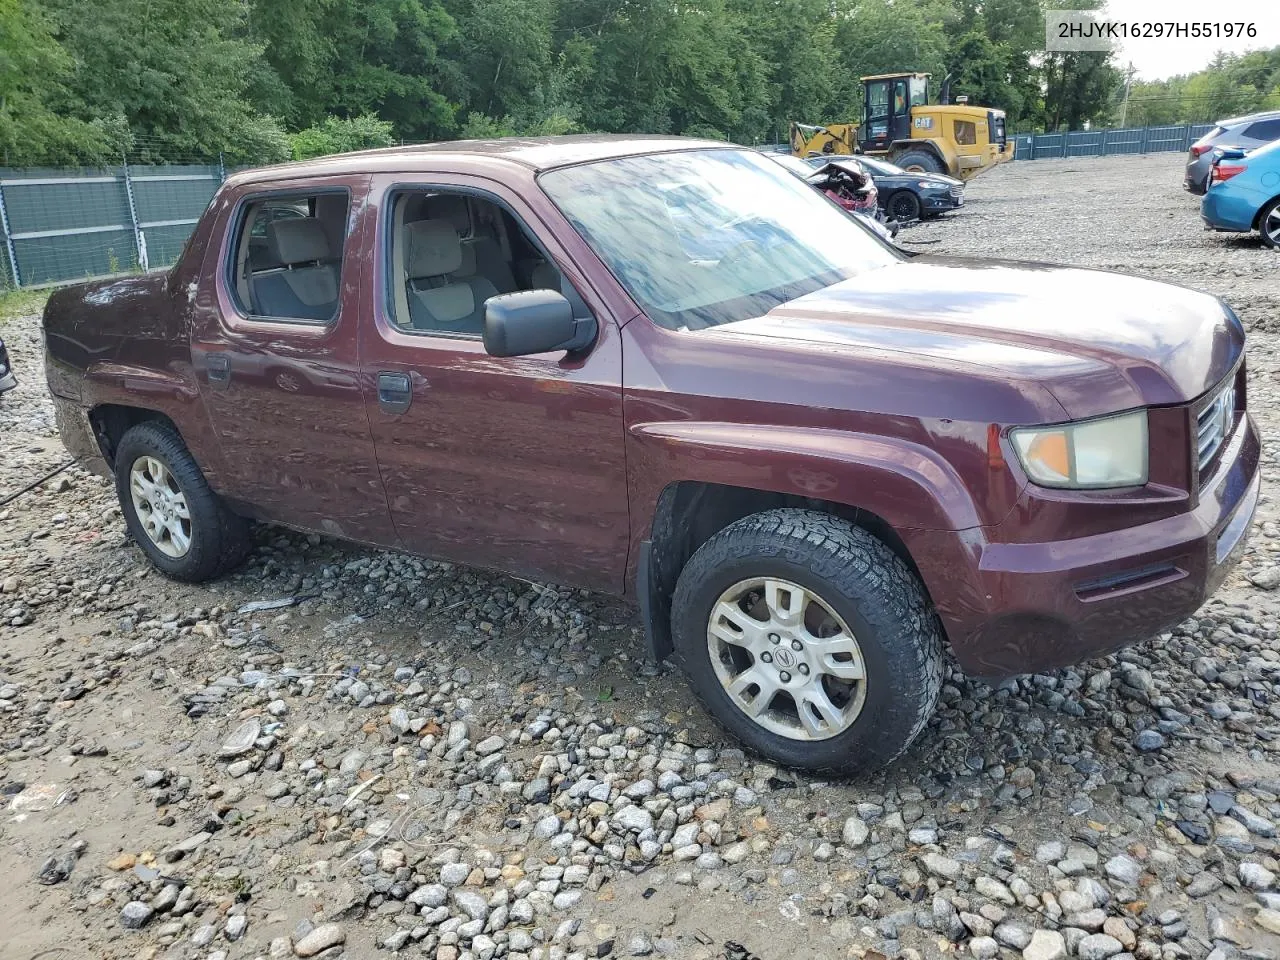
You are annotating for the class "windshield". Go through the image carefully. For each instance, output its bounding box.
[858,156,905,176]
[540,149,899,330]
[771,154,818,180]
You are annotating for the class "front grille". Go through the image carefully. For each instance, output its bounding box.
[1196,378,1237,476]
[949,185,963,198]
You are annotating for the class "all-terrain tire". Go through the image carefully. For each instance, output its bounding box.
[893,149,946,174]
[113,421,251,582]
[671,509,943,776]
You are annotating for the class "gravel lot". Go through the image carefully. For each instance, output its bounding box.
[3,151,1280,960]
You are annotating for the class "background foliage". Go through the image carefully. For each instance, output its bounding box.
[3,0,1279,166]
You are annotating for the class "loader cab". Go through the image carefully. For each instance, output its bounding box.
[861,73,929,152]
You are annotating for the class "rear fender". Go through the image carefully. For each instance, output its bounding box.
[80,362,225,488]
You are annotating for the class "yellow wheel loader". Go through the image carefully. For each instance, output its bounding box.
[790,72,1014,181]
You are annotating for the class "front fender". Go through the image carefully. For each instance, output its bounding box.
[625,420,999,658]
[629,420,984,531]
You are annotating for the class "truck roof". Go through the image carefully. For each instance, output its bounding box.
[224,134,731,187]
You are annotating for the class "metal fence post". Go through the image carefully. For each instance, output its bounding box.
[0,180,20,289]
[121,158,147,272]
[218,153,226,182]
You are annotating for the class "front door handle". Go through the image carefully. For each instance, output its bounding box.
[377,371,412,414]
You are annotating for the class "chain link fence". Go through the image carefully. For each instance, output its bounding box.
[0,160,225,290]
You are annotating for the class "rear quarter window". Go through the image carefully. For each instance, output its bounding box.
[1244,119,1280,142]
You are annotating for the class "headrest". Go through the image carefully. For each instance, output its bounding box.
[421,194,471,234]
[531,260,561,291]
[266,218,331,265]
[455,242,477,278]
[411,283,475,327]
[406,220,462,277]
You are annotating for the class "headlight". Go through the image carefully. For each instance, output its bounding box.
[1010,410,1148,489]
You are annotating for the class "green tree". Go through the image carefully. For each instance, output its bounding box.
[944,0,1044,124]
[290,113,396,159]
[831,0,949,114]
[558,0,767,140]
[43,0,290,162]
[1043,52,1122,130]
[245,0,334,126]
[457,110,578,138]
[729,0,843,140]
[311,0,458,139]
[445,0,554,123]
[0,0,123,164]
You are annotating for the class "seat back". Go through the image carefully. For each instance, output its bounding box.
[250,219,340,321]
[404,219,487,334]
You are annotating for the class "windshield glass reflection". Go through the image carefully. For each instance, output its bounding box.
[540,149,899,330]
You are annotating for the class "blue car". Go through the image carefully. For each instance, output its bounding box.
[1201,138,1280,248]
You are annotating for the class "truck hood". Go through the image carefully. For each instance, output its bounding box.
[718,256,1243,419]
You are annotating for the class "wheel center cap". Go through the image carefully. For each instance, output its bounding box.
[773,648,796,669]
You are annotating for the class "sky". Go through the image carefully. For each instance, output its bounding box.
[1099,0,1280,80]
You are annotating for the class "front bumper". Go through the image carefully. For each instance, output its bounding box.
[923,191,962,212]
[947,411,1261,677]
[0,369,15,394]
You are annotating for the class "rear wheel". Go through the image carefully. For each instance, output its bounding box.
[671,509,943,776]
[1260,198,1280,249]
[887,190,922,222]
[893,149,946,175]
[114,421,251,582]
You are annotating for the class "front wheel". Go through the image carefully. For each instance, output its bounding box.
[114,421,251,582]
[671,509,943,776]
[1260,198,1280,249]
[886,190,922,222]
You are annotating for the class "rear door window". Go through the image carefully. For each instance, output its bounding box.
[228,192,350,323]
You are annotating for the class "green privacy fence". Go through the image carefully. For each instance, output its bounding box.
[0,162,225,290]
[1012,123,1216,160]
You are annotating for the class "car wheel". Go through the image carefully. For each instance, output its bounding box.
[114,421,252,582]
[1260,198,1280,249]
[887,191,922,222]
[274,370,303,393]
[671,509,943,776]
[893,149,946,175]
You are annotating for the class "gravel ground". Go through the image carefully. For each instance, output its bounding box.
[3,152,1280,960]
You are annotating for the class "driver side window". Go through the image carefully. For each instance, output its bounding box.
[386,190,568,337]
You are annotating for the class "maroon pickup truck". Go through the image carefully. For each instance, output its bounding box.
[44,135,1260,775]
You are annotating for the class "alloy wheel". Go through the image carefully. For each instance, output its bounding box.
[1265,206,1280,247]
[707,577,867,741]
[128,455,192,558]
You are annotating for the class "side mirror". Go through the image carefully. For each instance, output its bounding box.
[483,289,597,358]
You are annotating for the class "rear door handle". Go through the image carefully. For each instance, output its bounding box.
[207,354,230,387]
[377,371,412,414]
